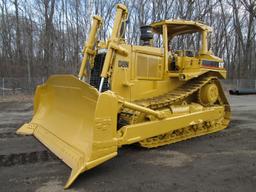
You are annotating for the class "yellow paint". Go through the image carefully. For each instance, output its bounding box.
[17,3,230,189]
[78,16,102,79]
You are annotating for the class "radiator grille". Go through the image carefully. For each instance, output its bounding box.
[137,53,163,79]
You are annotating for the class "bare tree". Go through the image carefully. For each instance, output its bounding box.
[0,0,255,80]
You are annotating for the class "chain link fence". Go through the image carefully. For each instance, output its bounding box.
[0,77,255,97]
[222,79,256,90]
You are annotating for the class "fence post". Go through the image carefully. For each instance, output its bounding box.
[2,77,4,97]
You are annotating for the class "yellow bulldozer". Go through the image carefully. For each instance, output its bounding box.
[17,4,230,189]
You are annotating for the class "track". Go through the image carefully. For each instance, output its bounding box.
[120,75,231,148]
[1,93,256,192]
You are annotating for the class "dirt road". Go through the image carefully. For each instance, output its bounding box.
[0,94,256,192]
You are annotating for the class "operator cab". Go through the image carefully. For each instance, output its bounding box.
[147,20,224,73]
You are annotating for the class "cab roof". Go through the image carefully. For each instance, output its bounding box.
[150,20,212,37]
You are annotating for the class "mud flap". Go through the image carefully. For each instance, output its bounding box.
[17,75,119,188]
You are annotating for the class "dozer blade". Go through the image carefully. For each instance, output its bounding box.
[17,75,119,188]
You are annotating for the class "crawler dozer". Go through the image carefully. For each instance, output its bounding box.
[17,4,230,189]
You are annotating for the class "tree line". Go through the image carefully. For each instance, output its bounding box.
[0,0,256,82]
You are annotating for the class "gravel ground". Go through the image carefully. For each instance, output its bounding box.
[0,94,256,192]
